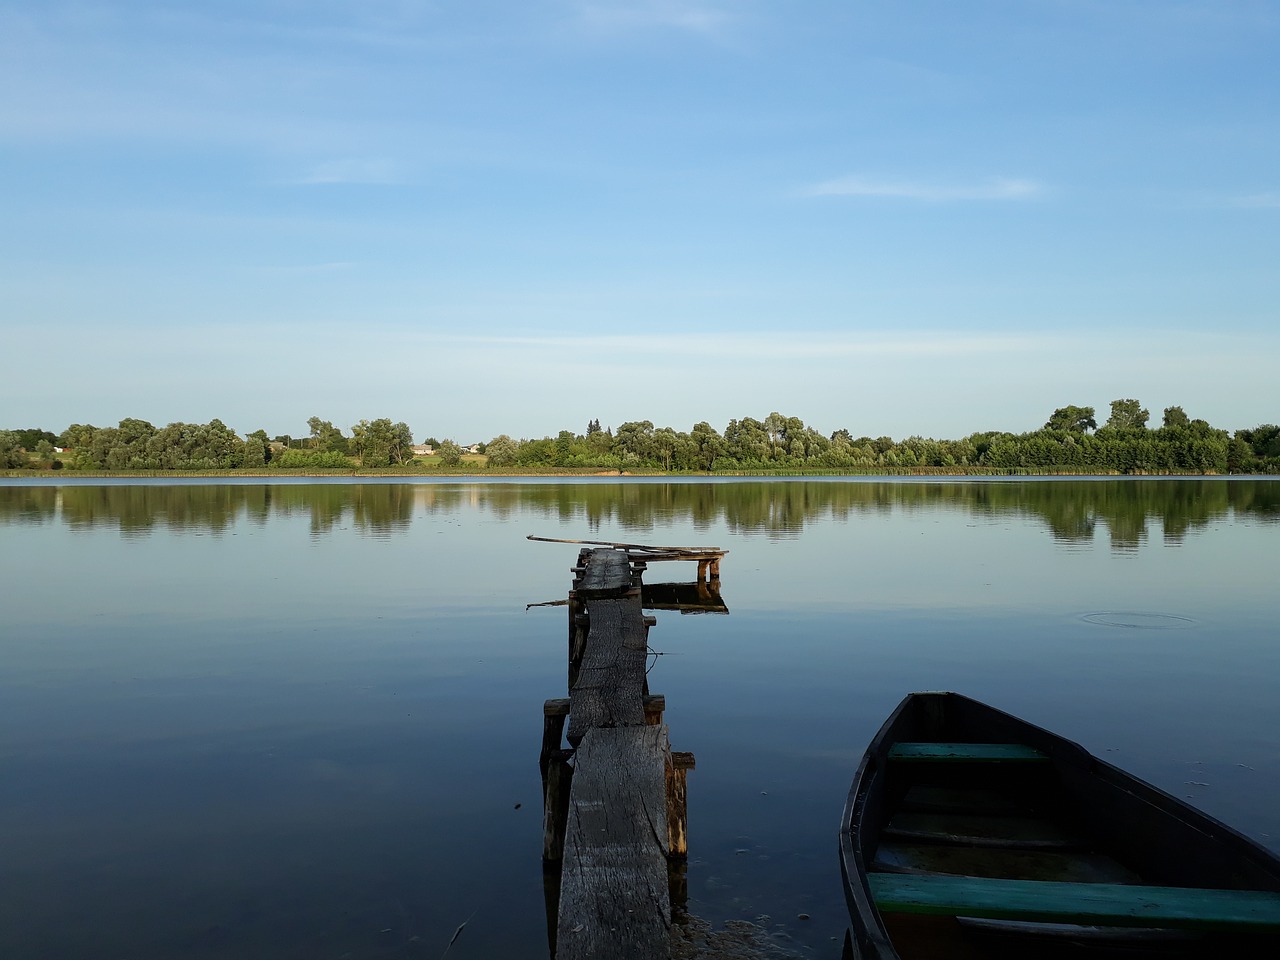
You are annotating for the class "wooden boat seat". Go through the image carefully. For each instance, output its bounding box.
[873,840,1141,884]
[889,742,1049,762]
[883,811,1082,849]
[869,873,1280,931]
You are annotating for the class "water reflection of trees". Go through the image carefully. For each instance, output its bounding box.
[1,480,1276,548]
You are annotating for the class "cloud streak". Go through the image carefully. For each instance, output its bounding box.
[572,1,733,36]
[805,176,1043,201]
[1230,192,1280,209]
[291,158,404,185]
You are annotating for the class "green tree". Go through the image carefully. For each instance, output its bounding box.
[690,421,726,471]
[1162,406,1190,428]
[723,417,770,465]
[1044,405,1097,432]
[1105,399,1149,431]
[614,420,656,465]
[307,417,348,453]
[0,430,29,468]
[350,418,413,466]
[437,439,463,466]
[58,424,98,449]
[15,428,57,449]
[485,435,519,467]
[243,429,270,468]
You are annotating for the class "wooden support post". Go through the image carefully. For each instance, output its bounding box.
[541,698,571,785]
[709,557,720,581]
[568,608,589,690]
[542,748,574,862]
[696,559,709,582]
[643,694,666,726]
[668,859,689,925]
[666,751,696,860]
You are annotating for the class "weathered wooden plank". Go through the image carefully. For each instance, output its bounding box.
[567,593,649,746]
[869,873,1280,930]
[883,811,1083,849]
[872,841,1141,883]
[557,725,672,960]
[889,742,1049,763]
[573,548,634,597]
[900,785,1028,816]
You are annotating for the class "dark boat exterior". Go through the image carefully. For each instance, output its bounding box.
[840,692,1280,959]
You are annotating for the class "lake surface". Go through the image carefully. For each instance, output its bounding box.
[3,477,1279,959]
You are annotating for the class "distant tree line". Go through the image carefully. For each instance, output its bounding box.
[1,416,414,471]
[482,402,1280,475]
[2,399,1279,474]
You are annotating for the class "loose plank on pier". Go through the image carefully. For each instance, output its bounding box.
[557,724,672,960]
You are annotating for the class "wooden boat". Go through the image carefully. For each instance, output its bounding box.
[840,692,1280,959]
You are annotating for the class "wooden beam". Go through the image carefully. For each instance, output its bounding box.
[567,593,649,746]
[571,548,633,597]
[870,874,1280,930]
[666,751,695,860]
[556,725,672,960]
[543,748,575,862]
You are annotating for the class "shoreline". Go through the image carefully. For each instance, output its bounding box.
[1,467,1245,481]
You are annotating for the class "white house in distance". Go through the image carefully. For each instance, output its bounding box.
[411,444,434,457]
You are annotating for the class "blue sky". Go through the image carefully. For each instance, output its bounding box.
[3,0,1277,443]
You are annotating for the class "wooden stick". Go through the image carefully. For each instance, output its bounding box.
[528,535,725,554]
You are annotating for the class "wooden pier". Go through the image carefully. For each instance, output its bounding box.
[536,539,724,960]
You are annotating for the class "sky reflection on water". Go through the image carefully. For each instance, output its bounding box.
[2,478,1278,958]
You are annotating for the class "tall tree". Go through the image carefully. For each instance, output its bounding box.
[1106,399,1149,431]
[1044,405,1097,432]
[0,431,28,468]
[614,420,655,464]
[1162,406,1190,428]
[436,439,463,466]
[307,417,348,453]
[484,435,518,467]
[350,418,413,466]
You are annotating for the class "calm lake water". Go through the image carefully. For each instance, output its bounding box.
[3,477,1279,959]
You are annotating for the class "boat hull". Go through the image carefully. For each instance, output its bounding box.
[840,692,1280,959]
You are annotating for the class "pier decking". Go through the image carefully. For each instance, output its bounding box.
[536,539,723,959]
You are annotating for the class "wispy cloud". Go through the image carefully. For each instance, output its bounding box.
[291,158,404,185]
[804,176,1043,202]
[572,1,734,36]
[1229,192,1280,209]
[420,330,1061,361]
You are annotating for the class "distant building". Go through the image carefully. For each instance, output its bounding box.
[411,444,435,457]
